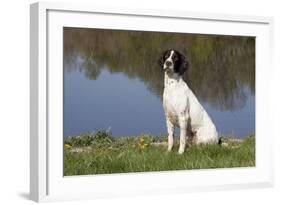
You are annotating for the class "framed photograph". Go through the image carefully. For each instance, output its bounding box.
[30,2,274,202]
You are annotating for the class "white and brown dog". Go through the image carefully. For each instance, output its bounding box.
[159,49,218,154]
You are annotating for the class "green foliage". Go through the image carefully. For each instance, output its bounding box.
[64,129,114,147]
[64,133,255,176]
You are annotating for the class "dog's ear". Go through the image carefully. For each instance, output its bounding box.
[158,55,165,68]
[178,53,190,75]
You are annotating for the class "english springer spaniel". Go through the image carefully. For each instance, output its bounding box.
[159,49,218,154]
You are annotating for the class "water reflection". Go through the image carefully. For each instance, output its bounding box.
[63,27,255,137]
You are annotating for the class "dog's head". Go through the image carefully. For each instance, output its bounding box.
[158,49,189,75]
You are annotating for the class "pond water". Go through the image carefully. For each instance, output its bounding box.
[63,28,255,138]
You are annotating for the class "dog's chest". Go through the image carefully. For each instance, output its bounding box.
[163,101,179,126]
[163,86,180,110]
[163,82,188,125]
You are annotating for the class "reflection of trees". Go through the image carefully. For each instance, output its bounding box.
[63,27,255,111]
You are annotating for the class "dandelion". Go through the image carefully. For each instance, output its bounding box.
[64,144,72,149]
[139,137,149,150]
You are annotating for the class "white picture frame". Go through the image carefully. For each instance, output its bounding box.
[30,2,274,202]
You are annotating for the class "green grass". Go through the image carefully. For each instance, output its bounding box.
[63,130,255,176]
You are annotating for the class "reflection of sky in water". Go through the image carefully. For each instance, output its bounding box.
[202,87,255,138]
[64,68,255,138]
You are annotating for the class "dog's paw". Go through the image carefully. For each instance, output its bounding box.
[167,145,173,152]
[178,148,185,154]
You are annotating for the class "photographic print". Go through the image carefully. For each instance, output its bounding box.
[63,27,255,176]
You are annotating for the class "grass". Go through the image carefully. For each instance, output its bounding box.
[63,130,255,176]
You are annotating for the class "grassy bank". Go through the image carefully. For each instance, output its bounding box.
[64,130,255,176]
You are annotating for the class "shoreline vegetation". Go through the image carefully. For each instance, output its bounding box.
[64,130,255,176]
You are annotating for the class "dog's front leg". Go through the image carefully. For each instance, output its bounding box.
[178,118,188,154]
[166,119,174,152]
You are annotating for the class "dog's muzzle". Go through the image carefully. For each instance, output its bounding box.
[165,61,172,67]
[164,61,173,71]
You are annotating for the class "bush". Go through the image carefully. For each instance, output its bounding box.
[64,129,114,147]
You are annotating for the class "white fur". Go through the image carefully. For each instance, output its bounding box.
[163,53,218,154]
[163,50,174,70]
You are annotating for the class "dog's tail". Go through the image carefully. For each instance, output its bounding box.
[218,135,244,149]
[217,131,225,146]
[218,136,224,146]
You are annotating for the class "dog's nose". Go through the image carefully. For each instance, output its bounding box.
[165,61,172,67]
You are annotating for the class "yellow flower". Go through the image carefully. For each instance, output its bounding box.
[139,143,148,150]
[64,144,72,149]
[138,136,150,150]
